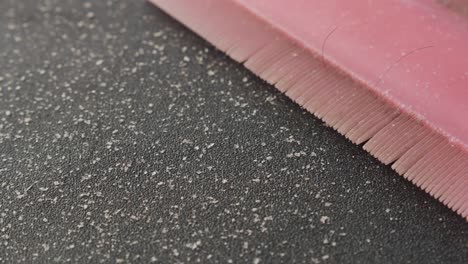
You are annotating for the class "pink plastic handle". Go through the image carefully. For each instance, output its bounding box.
[234,0,468,152]
[149,0,468,218]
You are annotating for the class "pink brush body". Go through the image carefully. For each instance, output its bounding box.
[150,0,468,219]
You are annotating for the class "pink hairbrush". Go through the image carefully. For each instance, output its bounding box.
[149,0,468,220]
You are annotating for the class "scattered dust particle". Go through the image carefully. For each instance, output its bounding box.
[96,60,103,66]
[42,243,50,251]
[130,215,139,220]
[320,216,330,224]
[185,240,202,250]
[182,139,193,144]
[287,151,306,158]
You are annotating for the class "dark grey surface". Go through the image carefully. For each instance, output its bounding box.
[0,0,467,263]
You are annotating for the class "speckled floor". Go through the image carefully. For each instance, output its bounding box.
[0,0,467,263]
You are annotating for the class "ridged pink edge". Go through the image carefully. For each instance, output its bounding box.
[149,0,468,220]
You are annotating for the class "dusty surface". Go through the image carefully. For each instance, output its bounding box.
[0,0,467,263]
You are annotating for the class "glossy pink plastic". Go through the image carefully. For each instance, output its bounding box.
[150,0,468,219]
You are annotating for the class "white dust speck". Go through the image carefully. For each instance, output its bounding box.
[286,151,306,158]
[320,216,330,224]
[182,139,193,144]
[185,240,202,250]
[42,243,50,251]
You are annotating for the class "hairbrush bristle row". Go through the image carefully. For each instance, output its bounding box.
[150,0,468,219]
